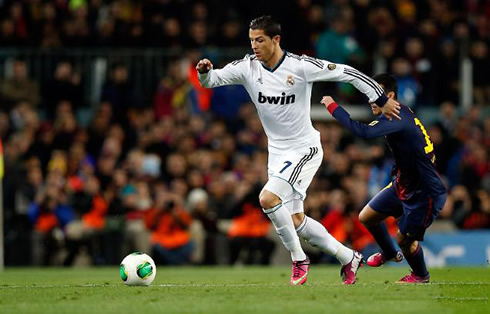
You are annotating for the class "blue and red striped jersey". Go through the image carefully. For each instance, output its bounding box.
[329,103,447,199]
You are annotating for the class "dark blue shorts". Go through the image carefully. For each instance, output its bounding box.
[368,182,447,241]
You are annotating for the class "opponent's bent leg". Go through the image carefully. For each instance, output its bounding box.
[359,205,399,260]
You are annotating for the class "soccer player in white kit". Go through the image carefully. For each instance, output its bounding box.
[196,15,401,285]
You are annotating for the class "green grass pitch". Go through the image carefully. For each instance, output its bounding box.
[0,266,488,314]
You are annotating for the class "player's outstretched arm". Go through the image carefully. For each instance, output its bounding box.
[195,58,213,74]
[196,57,246,88]
[321,96,402,139]
[302,59,401,120]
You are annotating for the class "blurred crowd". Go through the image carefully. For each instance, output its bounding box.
[1,58,488,266]
[0,0,489,106]
[0,0,489,266]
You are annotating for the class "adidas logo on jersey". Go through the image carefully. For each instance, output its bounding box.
[258,92,296,105]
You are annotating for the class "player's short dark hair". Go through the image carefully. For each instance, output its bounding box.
[372,73,398,100]
[249,15,281,38]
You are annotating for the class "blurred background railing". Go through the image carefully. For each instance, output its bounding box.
[0,48,251,110]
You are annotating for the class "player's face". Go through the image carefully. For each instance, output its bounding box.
[249,28,278,63]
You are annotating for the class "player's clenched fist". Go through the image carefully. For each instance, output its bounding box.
[320,96,335,106]
[196,59,213,74]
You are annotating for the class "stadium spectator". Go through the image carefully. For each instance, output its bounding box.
[209,83,250,124]
[163,18,185,48]
[404,38,432,104]
[153,60,191,120]
[101,63,139,125]
[470,40,490,105]
[98,167,129,264]
[216,18,244,48]
[28,182,74,265]
[186,188,218,265]
[227,183,275,265]
[0,58,40,110]
[7,2,28,45]
[145,186,194,265]
[16,157,44,215]
[433,39,459,104]
[63,175,108,266]
[320,189,350,247]
[121,178,153,255]
[52,101,78,151]
[0,18,17,47]
[391,57,419,108]
[43,61,84,119]
[442,184,489,230]
[316,16,365,66]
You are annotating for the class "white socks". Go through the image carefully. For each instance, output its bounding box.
[263,204,307,262]
[296,216,354,265]
[263,203,354,265]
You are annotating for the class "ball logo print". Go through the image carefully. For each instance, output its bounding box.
[120,252,157,286]
[119,265,128,282]
[136,261,154,279]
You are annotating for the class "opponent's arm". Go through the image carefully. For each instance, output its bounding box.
[321,96,403,139]
[303,57,401,120]
[196,57,246,88]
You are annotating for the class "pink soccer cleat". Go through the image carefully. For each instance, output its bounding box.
[367,251,404,267]
[340,251,364,284]
[290,258,310,285]
[397,271,430,284]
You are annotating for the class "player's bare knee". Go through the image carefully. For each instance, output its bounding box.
[358,208,369,226]
[359,205,377,227]
[259,190,281,209]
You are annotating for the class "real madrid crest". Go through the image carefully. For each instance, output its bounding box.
[327,64,336,70]
[286,75,295,86]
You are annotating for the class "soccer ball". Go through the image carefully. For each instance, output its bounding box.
[120,252,157,286]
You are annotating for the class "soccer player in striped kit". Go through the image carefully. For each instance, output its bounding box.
[322,74,447,283]
[196,15,401,285]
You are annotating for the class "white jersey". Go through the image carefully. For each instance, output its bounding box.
[198,51,387,154]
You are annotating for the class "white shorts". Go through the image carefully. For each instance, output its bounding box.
[262,145,323,206]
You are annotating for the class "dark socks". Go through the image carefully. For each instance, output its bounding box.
[366,223,398,259]
[404,244,429,277]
